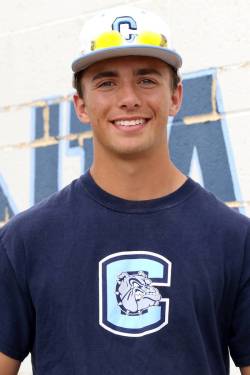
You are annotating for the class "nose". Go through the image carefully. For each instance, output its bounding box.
[117,83,142,110]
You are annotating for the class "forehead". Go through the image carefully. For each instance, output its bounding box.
[83,55,171,78]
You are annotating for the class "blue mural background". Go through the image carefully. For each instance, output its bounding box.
[0,69,241,222]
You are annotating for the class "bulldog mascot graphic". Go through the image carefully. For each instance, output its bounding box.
[116,271,162,316]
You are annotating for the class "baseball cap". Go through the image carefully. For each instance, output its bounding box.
[72,6,182,87]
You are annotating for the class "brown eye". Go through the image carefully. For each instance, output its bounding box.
[98,81,115,88]
[139,78,156,87]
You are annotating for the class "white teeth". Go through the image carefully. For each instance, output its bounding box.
[114,119,146,126]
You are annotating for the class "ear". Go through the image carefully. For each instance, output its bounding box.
[73,94,90,123]
[169,82,183,117]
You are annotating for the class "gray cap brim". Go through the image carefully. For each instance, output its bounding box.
[72,45,182,74]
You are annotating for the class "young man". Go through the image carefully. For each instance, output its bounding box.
[0,6,250,375]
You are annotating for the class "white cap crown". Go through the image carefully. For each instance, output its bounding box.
[72,5,182,85]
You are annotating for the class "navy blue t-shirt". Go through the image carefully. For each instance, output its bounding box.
[0,171,250,374]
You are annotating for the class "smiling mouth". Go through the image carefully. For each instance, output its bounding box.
[111,118,149,127]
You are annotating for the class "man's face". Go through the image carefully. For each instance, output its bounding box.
[74,56,182,159]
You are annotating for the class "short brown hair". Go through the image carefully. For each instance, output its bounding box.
[74,64,180,99]
[168,66,181,92]
[74,70,85,99]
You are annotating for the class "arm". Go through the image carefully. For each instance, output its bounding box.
[241,367,250,375]
[0,352,20,375]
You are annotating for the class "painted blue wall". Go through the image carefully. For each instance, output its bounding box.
[0,69,240,221]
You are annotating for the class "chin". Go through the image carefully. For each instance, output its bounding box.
[110,144,153,158]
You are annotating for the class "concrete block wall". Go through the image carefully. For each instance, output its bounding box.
[1,1,249,374]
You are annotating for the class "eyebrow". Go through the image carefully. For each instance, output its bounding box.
[92,68,162,81]
[136,68,162,77]
[92,71,118,81]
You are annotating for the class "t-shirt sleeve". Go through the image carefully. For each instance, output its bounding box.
[229,226,250,367]
[0,238,34,361]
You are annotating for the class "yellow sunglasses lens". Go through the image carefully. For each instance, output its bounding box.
[91,31,123,51]
[136,31,168,47]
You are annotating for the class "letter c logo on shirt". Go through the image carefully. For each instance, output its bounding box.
[99,251,172,337]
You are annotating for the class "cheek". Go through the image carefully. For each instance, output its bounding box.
[149,94,170,120]
[86,94,112,121]
[86,101,114,133]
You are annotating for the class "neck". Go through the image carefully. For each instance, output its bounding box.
[90,146,187,201]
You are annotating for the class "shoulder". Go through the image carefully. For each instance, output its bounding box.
[189,179,250,236]
[0,175,84,245]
